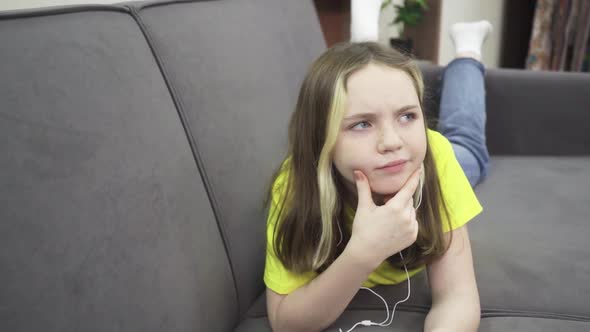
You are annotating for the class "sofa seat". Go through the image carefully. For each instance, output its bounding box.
[236,315,590,332]
[471,156,590,319]
[239,156,590,331]
[236,310,427,332]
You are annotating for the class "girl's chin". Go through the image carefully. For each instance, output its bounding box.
[370,183,403,195]
[371,189,399,205]
[369,180,404,204]
[371,193,395,205]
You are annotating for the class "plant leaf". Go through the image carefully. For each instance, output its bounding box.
[380,0,392,11]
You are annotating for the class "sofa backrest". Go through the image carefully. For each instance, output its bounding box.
[0,0,324,330]
[129,0,326,315]
[419,63,590,156]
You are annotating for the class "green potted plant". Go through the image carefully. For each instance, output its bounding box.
[381,0,428,53]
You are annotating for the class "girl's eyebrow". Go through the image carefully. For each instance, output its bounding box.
[343,105,419,121]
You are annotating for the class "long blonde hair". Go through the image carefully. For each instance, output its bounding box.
[266,42,451,273]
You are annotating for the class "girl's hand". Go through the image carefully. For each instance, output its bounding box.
[346,166,422,269]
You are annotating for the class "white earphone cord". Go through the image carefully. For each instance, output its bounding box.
[339,251,411,332]
[338,176,423,332]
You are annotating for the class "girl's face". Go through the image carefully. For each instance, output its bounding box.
[332,63,427,203]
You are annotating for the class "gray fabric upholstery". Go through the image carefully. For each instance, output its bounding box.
[131,0,326,316]
[237,314,590,332]
[471,157,590,318]
[485,69,590,155]
[236,310,427,332]
[479,317,590,331]
[1,0,589,331]
[240,314,589,332]
[419,64,590,156]
[0,5,236,332]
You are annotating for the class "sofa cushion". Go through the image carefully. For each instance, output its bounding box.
[240,306,590,331]
[0,6,237,331]
[470,156,590,319]
[132,0,326,314]
[479,316,590,332]
[241,301,590,331]
[484,70,590,155]
[236,310,427,332]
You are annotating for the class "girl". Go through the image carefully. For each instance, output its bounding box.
[264,20,492,332]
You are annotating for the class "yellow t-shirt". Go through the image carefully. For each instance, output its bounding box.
[263,129,483,295]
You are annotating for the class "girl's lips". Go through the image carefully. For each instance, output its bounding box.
[377,160,407,173]
[378,159,408,169]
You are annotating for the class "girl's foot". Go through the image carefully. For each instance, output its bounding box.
[450,20,493,61]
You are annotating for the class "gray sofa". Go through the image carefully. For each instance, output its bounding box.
[1,1,589,331]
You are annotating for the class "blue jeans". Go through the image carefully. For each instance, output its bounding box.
[436,58,490,187]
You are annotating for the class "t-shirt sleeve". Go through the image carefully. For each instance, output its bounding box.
[428,130,483,233]
[263,166,317,295]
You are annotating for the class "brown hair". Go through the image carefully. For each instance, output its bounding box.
[265,42,452,274]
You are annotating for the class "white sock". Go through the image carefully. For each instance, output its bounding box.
[350,0,382,42]
[449,20,493,58]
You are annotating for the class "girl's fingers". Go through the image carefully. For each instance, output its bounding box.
[385,167,422,208]
[354,170,375,209]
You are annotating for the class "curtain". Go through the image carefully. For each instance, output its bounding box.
[526,0,590,72]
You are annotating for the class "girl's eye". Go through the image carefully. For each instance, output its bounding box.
[400,112,417,123]
[351,121,371,130]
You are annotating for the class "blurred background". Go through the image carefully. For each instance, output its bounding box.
[2,0,589,72]
[313,0,589,71]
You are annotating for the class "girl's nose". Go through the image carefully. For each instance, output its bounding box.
[377,128,403,153]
